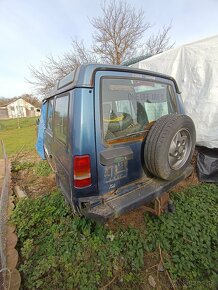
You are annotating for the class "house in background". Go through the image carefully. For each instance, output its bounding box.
[0,97,41,119]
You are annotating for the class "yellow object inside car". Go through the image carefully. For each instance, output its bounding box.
[103,114,124,123]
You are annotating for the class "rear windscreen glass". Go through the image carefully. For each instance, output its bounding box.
[101,77,177,142]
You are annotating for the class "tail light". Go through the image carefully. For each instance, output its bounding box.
[73,155,91,188]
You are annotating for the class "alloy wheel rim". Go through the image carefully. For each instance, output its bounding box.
[168,128,192,170]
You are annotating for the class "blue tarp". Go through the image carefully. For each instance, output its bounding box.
[36,102,47,159]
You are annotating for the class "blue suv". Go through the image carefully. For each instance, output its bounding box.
[36,64,196,221]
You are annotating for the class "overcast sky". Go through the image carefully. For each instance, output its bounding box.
[0,0,217,98]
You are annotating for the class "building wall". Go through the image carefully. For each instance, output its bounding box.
[5,98,40,118]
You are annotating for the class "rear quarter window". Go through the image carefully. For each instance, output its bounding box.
[54,95,69,144]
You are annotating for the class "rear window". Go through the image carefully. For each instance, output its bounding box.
[54,95,69,144]
[101,77,177,143]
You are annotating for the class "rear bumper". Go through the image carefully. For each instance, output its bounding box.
[84,165,193,222]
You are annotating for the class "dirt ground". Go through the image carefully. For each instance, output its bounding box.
[11,151,57,198]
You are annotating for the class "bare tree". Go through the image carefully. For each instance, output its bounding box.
[28,39,97,97]
[0,97,17,106]
[28,59,58,97]
[91,0,151,64]
[0,94,41,107]
[28,1,175,97]
[21,94,42,108]
[144,24,174,56]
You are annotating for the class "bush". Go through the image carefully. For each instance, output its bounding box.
[11,161,35,172]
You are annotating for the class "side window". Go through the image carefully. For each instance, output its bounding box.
[54,95,69,144]
[46,99,54,131]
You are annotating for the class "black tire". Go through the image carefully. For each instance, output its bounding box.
[144,114,196,180]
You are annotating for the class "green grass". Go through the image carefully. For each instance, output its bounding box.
[11,183,218,290]
[0,117,38,131]
[35,160,53,176]
[11,191,147,290]
[0,117,38,156]
[145,183,218,289]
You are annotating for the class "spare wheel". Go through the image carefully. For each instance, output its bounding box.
[144,114,196,180]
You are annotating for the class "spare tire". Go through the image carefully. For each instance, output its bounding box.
[144,114,196,180]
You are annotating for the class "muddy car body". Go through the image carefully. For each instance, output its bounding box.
[37,64,196,221]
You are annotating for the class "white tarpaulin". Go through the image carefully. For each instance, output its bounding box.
[132,35,218,148]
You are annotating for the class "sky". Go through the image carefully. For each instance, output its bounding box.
[0,0,218,99]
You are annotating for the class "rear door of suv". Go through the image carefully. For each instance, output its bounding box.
[94,70,179,196]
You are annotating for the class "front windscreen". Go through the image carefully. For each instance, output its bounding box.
[101,77,177,143]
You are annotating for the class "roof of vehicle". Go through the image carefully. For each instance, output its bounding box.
[44,63,180,100]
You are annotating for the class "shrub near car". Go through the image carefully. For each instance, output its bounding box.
[36,64,196,221]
